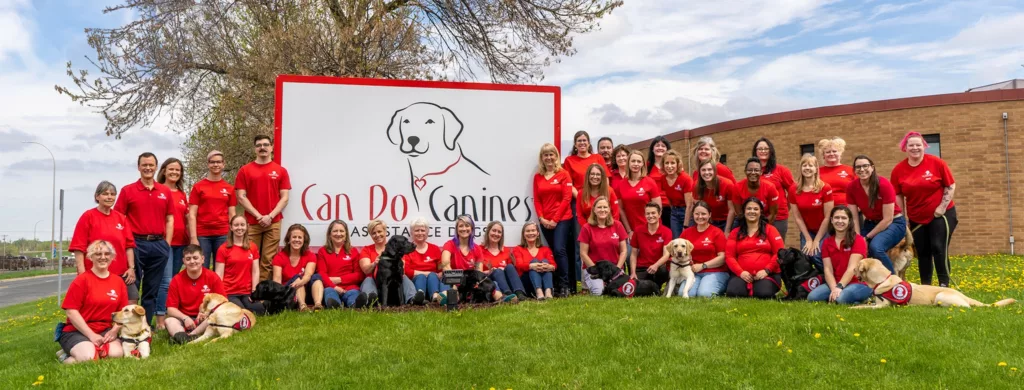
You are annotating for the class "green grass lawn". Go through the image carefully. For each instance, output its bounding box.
[0,268,59,281]
[2,255,1023,389]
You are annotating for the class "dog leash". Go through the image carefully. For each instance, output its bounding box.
[908,215,959,289]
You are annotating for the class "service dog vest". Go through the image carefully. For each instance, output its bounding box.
[800,275,823,292]
[208,302,254,330]
[874,275,912,305]
[616,279,637,297]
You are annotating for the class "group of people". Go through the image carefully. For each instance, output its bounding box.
[57,130,958,363]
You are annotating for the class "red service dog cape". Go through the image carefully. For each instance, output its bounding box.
[800,275,824,292]
[874,275,912,305]
[616,279,637,297]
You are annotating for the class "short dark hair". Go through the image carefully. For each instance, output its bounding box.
[597,137,613,146]
[253,135,273,145]
[644,201,662,214]
[137,152,157,166]
[182,244,203,256]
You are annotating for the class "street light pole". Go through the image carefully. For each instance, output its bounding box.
[33,219,43,241]
[23,141,58,301]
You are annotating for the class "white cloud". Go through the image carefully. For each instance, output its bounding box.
[0,0,32,64]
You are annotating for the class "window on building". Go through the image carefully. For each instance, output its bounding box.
[923,134,941,157]
[799,144,814,157]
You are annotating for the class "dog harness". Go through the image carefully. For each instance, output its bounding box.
[611,271,637,297]
[800,275,824,292]
[874,274,912,305]
[207,302,254,330]
[118,334,152,358]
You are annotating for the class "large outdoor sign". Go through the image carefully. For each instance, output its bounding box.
[275,76,560,247]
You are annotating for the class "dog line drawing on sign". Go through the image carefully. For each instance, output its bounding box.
[387,102,490,209]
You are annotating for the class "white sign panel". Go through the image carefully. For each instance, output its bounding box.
[275,76,560,247]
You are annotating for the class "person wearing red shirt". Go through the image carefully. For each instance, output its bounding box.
[646,135,670,187]
[732,158,779,228]
[690,136,736,182]
[891,132,958,287]
[164,245,225,344]
[155,157,190,329]
[114,152,173,326]
[407,218,446,305]
[608,145,630,194]
[69,181,138,303]
[215,215,266,315]
[235,135,292,281]
[533,143,574,298]
[753,138,794,244]
[659,150,694,238]
[357,219,390,305]
[578,197,628,296]
[617,150,662,236]
[57,240,129,364]
[563,131,608,293]
[576,163,621,295]
[724,198,784,299]
[479,222,526,302]
[597,137,615,172]
[188,150,237,269]
[846,155,906,273]
[272,224,323,311]
[678,201,729,297]
[513,222,556,300]
[318,220,370,309]
[789,154,835,269]
[818,137,854,206]
[807,207,872,304]
[692,160,736,233]
[628,203,672,287]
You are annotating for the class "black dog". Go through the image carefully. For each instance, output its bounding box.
[586,261,659,297]
[376,235,415,307]
[777,248,823,300]
[458,270,497,304]
[251,280,295,315]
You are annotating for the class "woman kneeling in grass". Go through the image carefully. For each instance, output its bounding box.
[807,206,873,304]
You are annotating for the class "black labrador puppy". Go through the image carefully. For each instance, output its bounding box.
[458,270,497,304]
[777,248,823,300]
[376,235,415,307]
[251,280,295,315]
[586,261,659,297]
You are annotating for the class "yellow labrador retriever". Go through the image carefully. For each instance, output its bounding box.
[852,258,1015,309]
[112,304,151,359]
[191,293,256,344]
[664,238,696,298]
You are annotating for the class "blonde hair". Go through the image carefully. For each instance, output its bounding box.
[691,136,721,170]
[796,154,825,193]
[627,150,648,181]
[537,143,562,175]
[818,137,847,160]
[587,196,614,227]
[366,219,387,238]
[662,150,683,175]
[86,240,116,261]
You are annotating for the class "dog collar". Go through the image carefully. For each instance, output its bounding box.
[671,260,691,268]
[413,155,462,190]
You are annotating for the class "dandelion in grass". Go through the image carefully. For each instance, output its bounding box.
[814,333,821,339]
[880,359,887,364]
[999,362,1008,367]
[787,349,793,354]
[853,333,860,337]
[777,340,783,347]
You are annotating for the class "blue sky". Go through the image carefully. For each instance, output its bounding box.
[2,0,1024,240]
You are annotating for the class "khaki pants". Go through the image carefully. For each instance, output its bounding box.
[248,221,281,281]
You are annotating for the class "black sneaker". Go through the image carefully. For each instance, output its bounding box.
[171,332,190,345]
[354,292,369,309]
[515,291,527,302]
[413,290,426,305]
[367,292,379,307]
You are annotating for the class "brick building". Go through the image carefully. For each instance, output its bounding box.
[629,87,1024,255]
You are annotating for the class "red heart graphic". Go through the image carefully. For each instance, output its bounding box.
[414,177,427,190]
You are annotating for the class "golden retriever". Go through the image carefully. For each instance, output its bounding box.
[664,238,696,298]
[887,225,916,279]
[111,304,151,359]
[852,258,1015,309]
[190,293,256,344]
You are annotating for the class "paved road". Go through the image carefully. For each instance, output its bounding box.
[0,274,72,308]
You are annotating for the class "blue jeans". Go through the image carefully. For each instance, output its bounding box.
[541,218,574,291]
[807,282,872,304]
[360,277,378,295]
[670,206,687,238]
[489,264,526,294]
[156,245,186,316]
[412,273,443,297]
[323,278,378,307]
[799,231,824,270]
[528,260,554,290]
[862,216,907,272]
[134,239,170,325]
[197,235,227,269]
[682,271,729,297]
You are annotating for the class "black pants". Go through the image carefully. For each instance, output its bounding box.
[660,204,672,229]
[636,266,669,289]
[725,274,781,299]
[910,206,958,286]
[228,294,267,316]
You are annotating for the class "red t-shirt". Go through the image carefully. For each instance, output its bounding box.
[578,221,627,268]
[732,180,779,215]
[821,235,867,283]
[216,242,260,295]
[680,225,728,273]
[511,246,555,276]
[608,170,628,193]
[615,177,662,231]
[69,208,135,276]
[563,154,608,194]
[113,180,173,236]
[629,225,672,268]
[789,184,834,233]
[691,164,736,183]
[404,243,443,278]
[533,171,574,222]
[168,190,189,246]
[890,155,955,224]
[479,247,513,271]
[316,246,364,290]
[166,268,226,317]
[62,271,128,334]
[725,224,784,275]
[441,241,482,271]
[272,250,316,283]
[846,177,902,221]
[819,165,854,206]
[693,176,735,222]
[762,164,794,220]
[234,161,292,225]
[648,165,665,196]
[189,178,237,237]
[576,191,621,226]
[659,174,693,208]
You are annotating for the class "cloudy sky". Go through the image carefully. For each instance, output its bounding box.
[2,0,1024,240]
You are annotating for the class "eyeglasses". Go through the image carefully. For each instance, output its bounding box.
[756,147,771,152]
[854,164,872,170]
[208,160,224,164]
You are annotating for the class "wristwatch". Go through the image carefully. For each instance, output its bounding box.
[835,283,844,289]
[701,263,708,270]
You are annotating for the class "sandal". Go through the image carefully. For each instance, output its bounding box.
[298,304,310,312]
[312,304,324,312]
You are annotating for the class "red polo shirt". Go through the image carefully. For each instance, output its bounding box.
[681,225,728,273]
[821,235,867,283]
[846,177,901,221]
[168,190,189,246]
[69,208,135,276]
[659,174,693,208]
[235,161,292,225]
[890,155,955,224]
[166,268,225,317]
[615,177,662,232]
[114,180,173,236]
[189,178,237,237]
[216,242,259,295]
[404,243,443,278]
[693,176,735,222]
[512,246,555,276]
[789,184,834,233]
[62,270,128,334]
[629,224,672,268]
[441,241,482,271]
[578,221,627,267]
[272,250,316,283]
[819,165,854,206]
[732,180,779,215]
[576,191,621,226]
[762,164,794,221]
[479,247,513,271]
[563,154,608,194]
[725,224,784,275]
[533,170,574,223]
